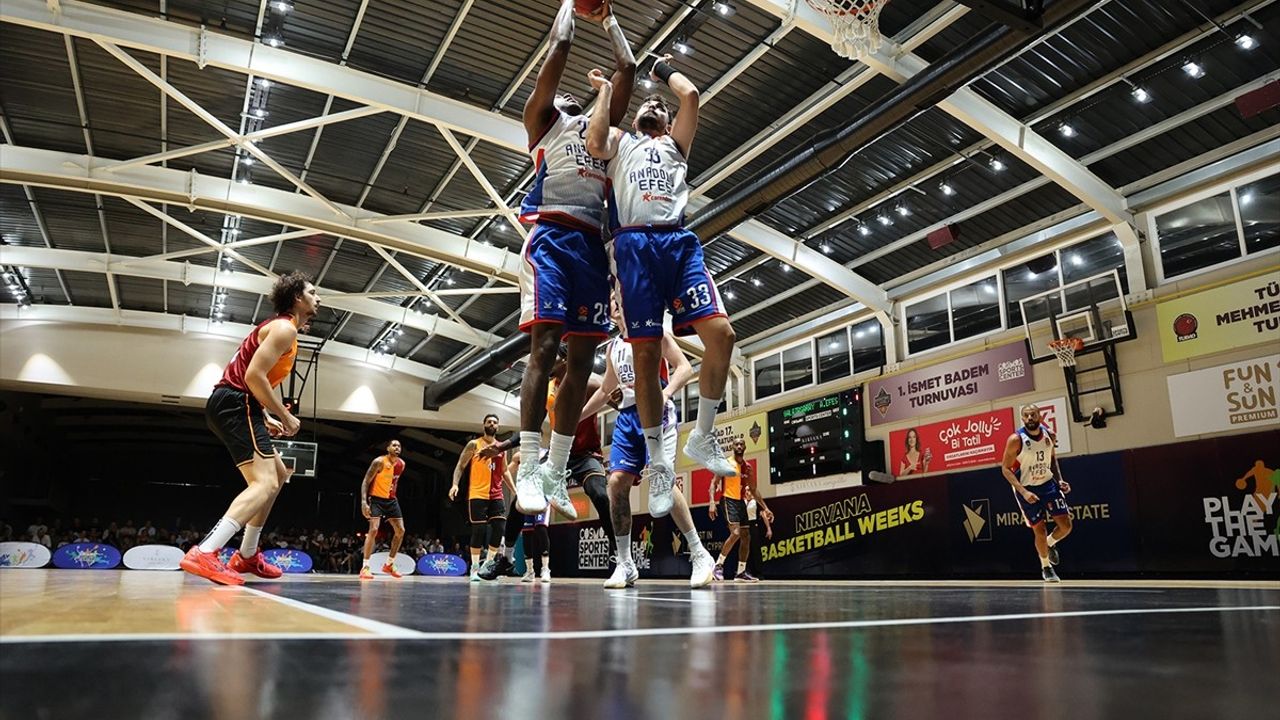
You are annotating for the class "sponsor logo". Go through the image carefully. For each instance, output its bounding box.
[997,357,1026,382]
[749,420,762,445]
[261,548,313,573]
[0,542,50,569]
[1203,460,1280,559]
[417,553,467,576]
[1173,312,1199,342]
[577,305,589,321]
[963,499,991,542]
[873,387,893,417]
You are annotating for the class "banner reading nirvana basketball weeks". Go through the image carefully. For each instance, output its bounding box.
[868,343,1035,425]
[889,408,1015,477]
[1156,273,1280,362]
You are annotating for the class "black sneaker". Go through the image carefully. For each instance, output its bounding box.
[1042,565,1061,583]
[478,555,514,581]
[1047,545,1060,566]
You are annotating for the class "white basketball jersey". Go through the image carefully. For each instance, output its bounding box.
[520,110,608,230]
[1015,425,1056,487]
[608,338,673,419]
[606,132,689,229]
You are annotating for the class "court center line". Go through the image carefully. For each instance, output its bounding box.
[236,585,427,639]
[3,604,1274,644]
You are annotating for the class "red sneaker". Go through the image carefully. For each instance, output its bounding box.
[381,561,403,579]
[180,546,244,586]
[228,550,283,579]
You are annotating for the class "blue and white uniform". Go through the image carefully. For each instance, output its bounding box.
[518,110,611,337]
[607,338,678,477]
[1012,424,1069,526]
[606,132,724,340]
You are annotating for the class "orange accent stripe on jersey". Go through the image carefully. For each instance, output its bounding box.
[244,394,267,458]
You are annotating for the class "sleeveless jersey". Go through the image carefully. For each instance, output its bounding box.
[608,338,670,410]
[217,314,298,392]
[1015,425,1055,487]
[370,455,405,499]
[546,378,603,457]
[467,436,506,501]
[723,458,743,500]
[606,132,689,229]
[520,110,608,231]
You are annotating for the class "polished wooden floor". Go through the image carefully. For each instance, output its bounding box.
[1,571,1277,719]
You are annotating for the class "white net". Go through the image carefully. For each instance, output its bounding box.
[804,0,888,60]
[1048,338,1083,368]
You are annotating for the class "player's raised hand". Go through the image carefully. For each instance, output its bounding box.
[650,53,674,82]
[477,444,500,459]
[582,0,610,22]
[587,68,611,91]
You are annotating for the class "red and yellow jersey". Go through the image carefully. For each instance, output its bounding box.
[468,437,505,500]
[370,455,405,499]
[723,458,743,500]
[217,314,298,392]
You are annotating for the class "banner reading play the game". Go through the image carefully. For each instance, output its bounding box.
[868,343,1034,425]
[1167,354,1280,437]
[889,408,1015,477]
[1157,273,1280,362]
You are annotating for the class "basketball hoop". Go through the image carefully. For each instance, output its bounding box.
[804,0,889,60]
[1048,337,1085,368]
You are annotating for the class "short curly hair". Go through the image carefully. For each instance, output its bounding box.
[270,271,313,315]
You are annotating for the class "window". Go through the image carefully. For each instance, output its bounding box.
[905,293,949,354]
[817,328,851,384]
[1238,176,1280,255]
[1003,253,1060,326]
[850,319,884,373]
[1156,191,1240,279]
[753,353,781,401]
[1062,232,1127,290]
[950,277,1002,341]
[782,343,814,392]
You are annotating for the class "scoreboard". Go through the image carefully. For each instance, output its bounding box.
[767,388,863,483]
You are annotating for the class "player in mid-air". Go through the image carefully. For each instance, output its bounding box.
[1001,404,1073,583]
[450,414,513,581]
[358,439,407,580]
[182,271,319,585]
[581,300,715,589]
[513,0,637,521]
[708,438,772,582]
[585,53,738,519]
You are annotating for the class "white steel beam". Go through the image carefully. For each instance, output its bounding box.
[0,145,521,283]
[0,245,502,349]
[0,0,526,152]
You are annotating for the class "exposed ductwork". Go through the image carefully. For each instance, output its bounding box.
[421,331,526,411]
[686,0,1098,241]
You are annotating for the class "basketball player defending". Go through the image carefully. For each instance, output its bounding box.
[1001,404,1073,582]
[182,271,319,585]
[582,302,716,589]
[586,55,738,518]
[451,414,513,582]
[514,0,637,520]
[708,439,771,582]
[358,439,407,580]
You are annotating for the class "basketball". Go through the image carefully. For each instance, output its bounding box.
[575,0,605,15]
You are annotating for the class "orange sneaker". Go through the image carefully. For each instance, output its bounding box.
[381,561,403,579]
[180,546,244,586]
[359,567,375,580]
[228,550,283,579]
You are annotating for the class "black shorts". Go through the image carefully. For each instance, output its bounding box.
[469,498,505,524]
[206,385,275,466]
[567,454,606,488]
[724,497,749,525]
[368,496,402,519]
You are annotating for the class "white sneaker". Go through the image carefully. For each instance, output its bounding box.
[683,428,736,477]
[690,548,715,589]
[540,564,551,584]
[470,571,481,583]
[644,464,675,518]
[515,461,548,514]
[540,464,577,519]
[521,567,535,583]
[603,559,638,589]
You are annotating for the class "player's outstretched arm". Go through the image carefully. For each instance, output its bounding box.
[585,70,624,159]
[597,2,637,127]
[524,0,577,139]
[652,55,699,156]
[580,346,620,419]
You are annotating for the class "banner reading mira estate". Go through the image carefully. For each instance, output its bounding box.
[868,343,1034,425]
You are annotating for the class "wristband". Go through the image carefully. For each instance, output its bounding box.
[652,60,677,84]
[603,15,617,31]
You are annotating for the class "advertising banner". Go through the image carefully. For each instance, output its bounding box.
[0,542,51,569]
[51,543,122,570]
[122,544,184,570]
[889,408,1015,477]
[369,551,415,576]
[676,411,768,477]
[416,553,468,576]
[1167,355,1280,437]
[1016,397,1072,454]
[1156,274,1280,362]
[260,548,313,574]
[868,343,1034,425]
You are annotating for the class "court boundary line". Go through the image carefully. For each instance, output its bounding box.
[3,604,1275,644]
[236,586,426,638]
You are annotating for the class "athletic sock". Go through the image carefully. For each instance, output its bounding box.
[519,432,541,466]
[1047,535,1060,548]
[696,396,720,435]
[502,545,515,561]
[197,517,242,554]
[684,529,703,553]
[1039,555,1051,568]
[239,525,262,558]
[643,426,666,468]
[547,431,573,474]
[616,536,633,564]
[362,559,370,569]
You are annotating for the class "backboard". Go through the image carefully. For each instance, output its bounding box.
[273,439,317,478]
[1020,269,1134,363]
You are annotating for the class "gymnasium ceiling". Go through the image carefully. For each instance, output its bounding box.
[1,0,1277,396]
